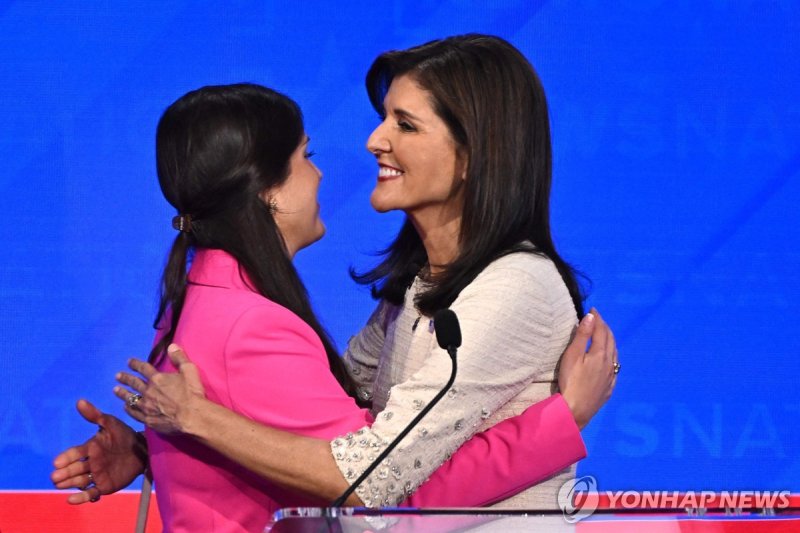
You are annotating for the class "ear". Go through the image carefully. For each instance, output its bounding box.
[259,189,278,214]
[456,149,469,181]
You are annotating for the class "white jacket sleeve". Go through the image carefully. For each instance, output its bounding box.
[342,300,393,403]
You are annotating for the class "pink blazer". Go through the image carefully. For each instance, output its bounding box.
[146,249,585,533]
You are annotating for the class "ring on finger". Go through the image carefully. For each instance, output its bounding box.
[127,393,143,409]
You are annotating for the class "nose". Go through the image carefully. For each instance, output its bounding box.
[311,160,323,181]
[366,119,390,155]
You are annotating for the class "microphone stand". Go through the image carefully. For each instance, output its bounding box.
[330,346,458,508]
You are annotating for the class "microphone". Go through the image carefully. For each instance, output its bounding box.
[331,309,461,508]
[433,308,461,357]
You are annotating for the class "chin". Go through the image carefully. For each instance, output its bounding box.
[369,192,398,213]
[312,223,326,243]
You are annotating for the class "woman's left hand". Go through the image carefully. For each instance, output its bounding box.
[114,344,206,435]
[558,309,617,429]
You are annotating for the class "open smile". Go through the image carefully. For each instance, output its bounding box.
[377,164,404,182]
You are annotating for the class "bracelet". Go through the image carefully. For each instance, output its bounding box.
[135,431,151,476]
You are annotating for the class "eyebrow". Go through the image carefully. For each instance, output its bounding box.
[392,108,423,123]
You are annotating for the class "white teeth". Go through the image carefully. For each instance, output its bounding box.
[378,166,403,177]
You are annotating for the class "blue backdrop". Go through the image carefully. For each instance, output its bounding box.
[1,1,798,493]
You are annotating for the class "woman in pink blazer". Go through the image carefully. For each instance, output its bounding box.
[52,41,616,531]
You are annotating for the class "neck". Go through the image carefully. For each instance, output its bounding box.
[407,207,462,275]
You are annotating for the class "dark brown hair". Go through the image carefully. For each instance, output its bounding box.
[152,83,356,396]
[354,34,586,317]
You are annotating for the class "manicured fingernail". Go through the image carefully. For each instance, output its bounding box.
[115,372,121,380]
[583,313,595,325]
[168,343,179,353]
[113,386,121,393]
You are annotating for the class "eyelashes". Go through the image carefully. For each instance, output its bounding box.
[397,121,416,132]
[375,112,417,132]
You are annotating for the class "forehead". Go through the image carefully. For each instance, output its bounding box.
[384,75,434,112]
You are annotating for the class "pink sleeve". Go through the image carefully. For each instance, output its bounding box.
[226,305,584,505]
[223,305,372,438]
[402,394,586,507]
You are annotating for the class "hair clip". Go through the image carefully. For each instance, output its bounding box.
[172,214,193,233]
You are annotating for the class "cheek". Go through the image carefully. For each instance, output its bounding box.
[418,155,457,193]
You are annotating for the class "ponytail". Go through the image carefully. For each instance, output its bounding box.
[148,232,192,364]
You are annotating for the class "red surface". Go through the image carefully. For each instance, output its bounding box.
[0,491,162,533]
[0,492,797,532]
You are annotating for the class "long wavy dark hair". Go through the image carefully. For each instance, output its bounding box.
[149,83,356,397]
[353,34,586,318]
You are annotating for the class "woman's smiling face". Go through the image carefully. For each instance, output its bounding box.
[366,74,467,221]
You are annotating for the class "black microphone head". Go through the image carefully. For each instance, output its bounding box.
[434,309,461,349]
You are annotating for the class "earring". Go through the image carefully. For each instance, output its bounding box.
[268,197,278,214]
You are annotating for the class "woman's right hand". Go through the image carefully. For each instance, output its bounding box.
[50,399,147,504]
[558,309,618,429]
[114,344,207,436]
